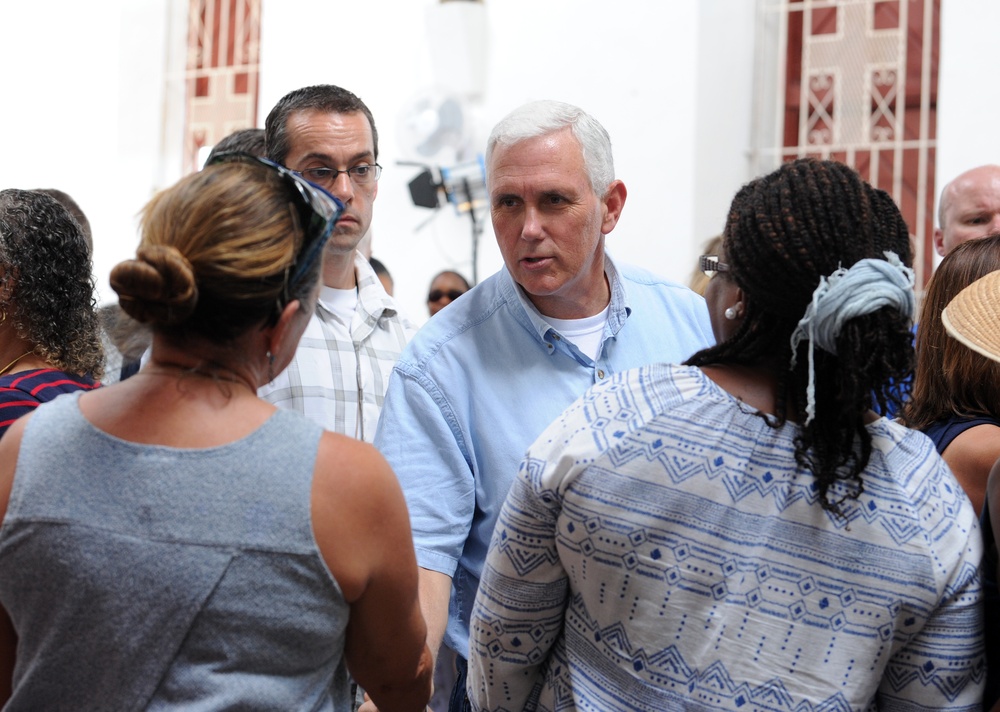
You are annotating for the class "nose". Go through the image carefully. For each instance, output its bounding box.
[329,171,355,203]
[521,206,543,240]
[989,214,1000,234]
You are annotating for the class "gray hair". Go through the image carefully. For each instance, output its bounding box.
[486,100,614,194]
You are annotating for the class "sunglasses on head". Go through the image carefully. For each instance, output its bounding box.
[206,152,344,287]
[428,289,466,303]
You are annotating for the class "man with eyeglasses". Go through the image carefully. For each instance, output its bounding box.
[371,100,713,711]
[258,84,414,444]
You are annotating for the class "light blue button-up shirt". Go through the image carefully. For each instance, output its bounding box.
[373,255,713,658]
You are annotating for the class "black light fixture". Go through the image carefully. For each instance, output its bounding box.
[401,158,486,285]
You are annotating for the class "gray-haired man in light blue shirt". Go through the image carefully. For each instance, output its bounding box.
[371,99,713,712]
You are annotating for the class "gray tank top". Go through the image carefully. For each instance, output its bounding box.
[0,392,352,711]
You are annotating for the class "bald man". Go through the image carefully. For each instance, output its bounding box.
[934,164,1000,256]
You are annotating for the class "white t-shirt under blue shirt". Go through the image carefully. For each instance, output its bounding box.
[373,255,715,659]
[545,305,610,362]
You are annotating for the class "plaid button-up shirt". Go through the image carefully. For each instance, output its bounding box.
[259,253,416,441]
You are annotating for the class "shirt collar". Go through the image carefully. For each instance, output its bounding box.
[354,252,397,323]
[314,252,398,332]
[500,252,632,348]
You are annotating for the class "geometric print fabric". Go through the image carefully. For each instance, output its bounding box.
[470,364,984,710]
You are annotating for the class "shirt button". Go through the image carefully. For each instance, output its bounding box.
[597,369,605,379]
[553,334,561,340]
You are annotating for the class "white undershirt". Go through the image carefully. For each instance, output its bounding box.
[545,304,610,361]
[317,285,362,437]
[319,285,358,325]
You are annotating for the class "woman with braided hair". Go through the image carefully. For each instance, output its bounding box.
[691,161,916,512]
[468,159,983,711]
[0,157,432,711]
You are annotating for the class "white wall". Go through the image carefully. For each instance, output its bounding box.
[936,0,1000,214]
[694,0,757,259]
[0,0,182,310]
[261,0,723,323]
[0,0,754,323]
[5,1,987,324]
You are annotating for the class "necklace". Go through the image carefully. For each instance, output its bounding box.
[0,351,34,377]
[140,364,254,392]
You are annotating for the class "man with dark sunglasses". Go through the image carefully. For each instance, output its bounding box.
[427,270,471,317]
[259,85,414,444]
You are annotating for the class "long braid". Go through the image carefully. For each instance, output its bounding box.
[687,159,914,515]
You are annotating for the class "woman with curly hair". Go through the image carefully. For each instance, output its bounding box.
[0,189,103,437]
[0,157,432,711]
[469,159,983,710]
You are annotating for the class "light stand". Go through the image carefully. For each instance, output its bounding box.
[403,156,487,285]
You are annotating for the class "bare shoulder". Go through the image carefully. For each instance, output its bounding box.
[313,431,400,500]
[946,423,1000,464]
[311,431,411,602]
[942,423,1000,514]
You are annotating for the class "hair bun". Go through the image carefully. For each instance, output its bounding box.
[110,245,199,325]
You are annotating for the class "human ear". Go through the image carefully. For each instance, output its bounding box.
[600,180,627,235]
[264,299,306,375]
[932,227,946,257]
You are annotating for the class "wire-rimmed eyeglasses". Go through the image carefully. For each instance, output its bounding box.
[296,164,383,190]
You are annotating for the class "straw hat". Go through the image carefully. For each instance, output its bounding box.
[941,268,1000,364]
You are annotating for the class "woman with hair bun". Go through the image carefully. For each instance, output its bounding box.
[0,189,103,437]
[469,159,983,710]
[0,157,432,711]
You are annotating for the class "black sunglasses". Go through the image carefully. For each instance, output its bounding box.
[428,289,466,302]
[206,152,344,287]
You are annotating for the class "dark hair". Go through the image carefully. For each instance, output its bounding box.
[0,189,103,378]
[110,162,319,344]
[33,188,92,254]
[429,270,471,292]
[369,257,391,279]
[901,233,1000,430]
[99,303,151,362]
[686,159,914,514]
[265,84,378,165]
[205,128,266,165]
